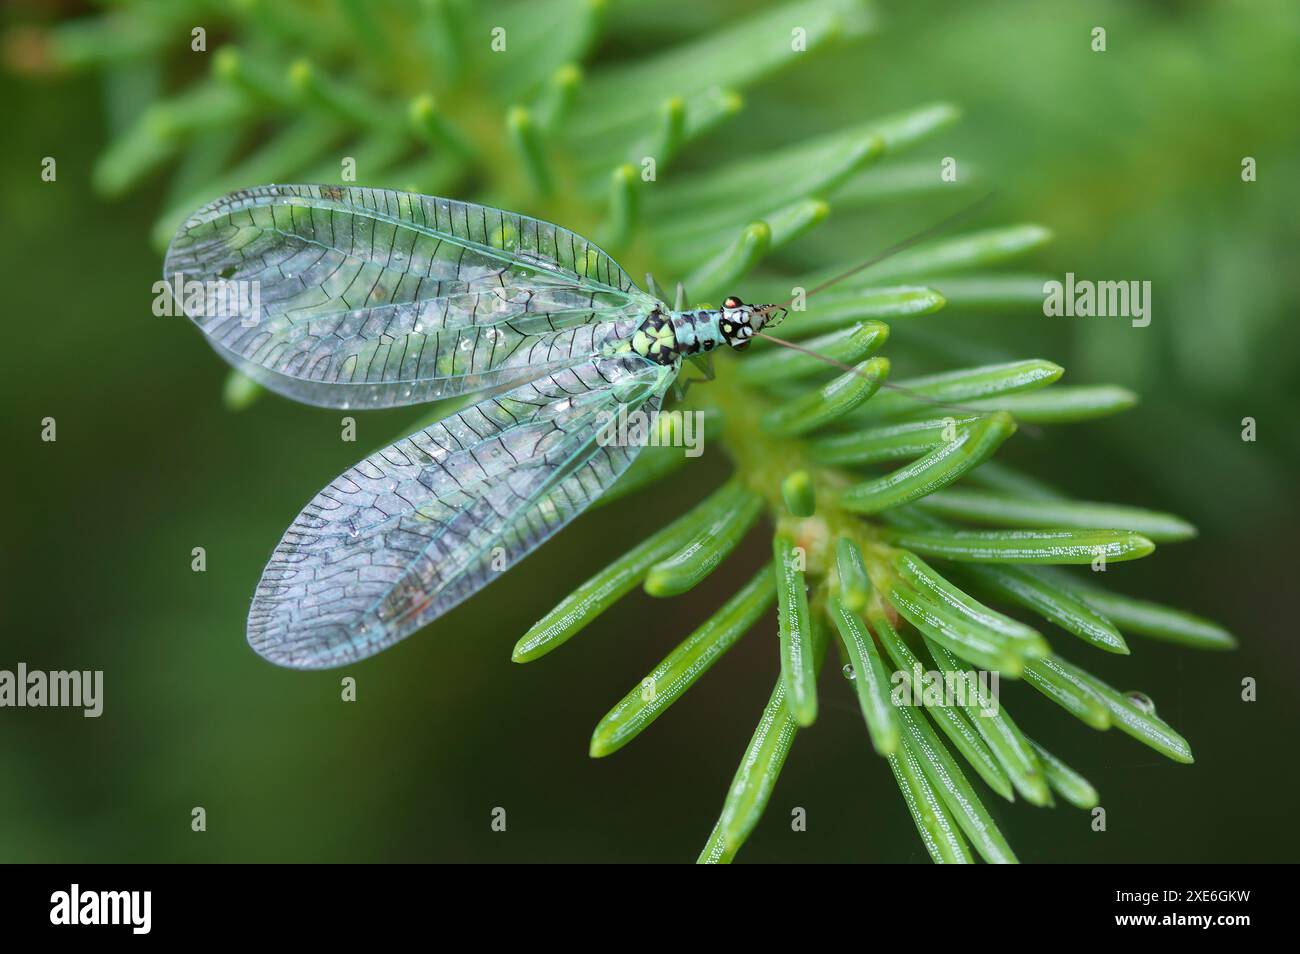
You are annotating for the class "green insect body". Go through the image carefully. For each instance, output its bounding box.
[631,295,786,366]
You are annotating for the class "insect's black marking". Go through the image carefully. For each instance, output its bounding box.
[632,309,679,365]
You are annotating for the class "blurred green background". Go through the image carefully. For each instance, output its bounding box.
[2,0,1297,862]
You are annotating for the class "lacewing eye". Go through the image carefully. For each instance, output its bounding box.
[724,296,742,309]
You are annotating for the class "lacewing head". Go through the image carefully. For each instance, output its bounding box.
[720,296,788,351]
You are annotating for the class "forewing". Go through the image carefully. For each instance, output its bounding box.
[248,354,675,669]
[164,185,652,408]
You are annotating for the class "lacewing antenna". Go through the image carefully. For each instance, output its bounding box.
[752,329,1037,433]
[767,192,997,313]
[751,192,1040,434]
[752,330,863,376]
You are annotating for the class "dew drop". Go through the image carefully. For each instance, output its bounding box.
[842,664,856,681]
[1124,690,1156,715]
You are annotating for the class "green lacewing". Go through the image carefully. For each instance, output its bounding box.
[165,184,980,668]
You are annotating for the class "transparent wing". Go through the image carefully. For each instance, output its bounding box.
[248,354,676,669]
[163,184,654,408]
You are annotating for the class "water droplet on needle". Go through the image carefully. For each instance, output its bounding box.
[1124,690,1156,715]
